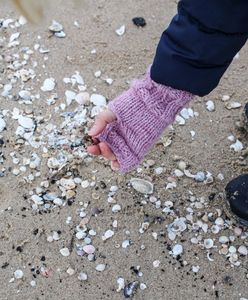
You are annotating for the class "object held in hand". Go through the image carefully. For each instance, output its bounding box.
[83,134,100,147]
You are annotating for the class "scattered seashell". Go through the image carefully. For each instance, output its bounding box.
[204,239,214,249]
[60,247,70,257]
[82,245,95,254]
[219,236,229,244]
[18,116,34,129]
[19,90,31,100]
[90,94,106,106]
[230,139,243,152]
[116,25,126,36]
[206,100,215,112]
[123,281,139,298]
[225,101,242,110]
[192,265,200,273]
[41,78,56,92]
[49,20,63,32]
[153,260,160,268]
[130,178,154,194]
[75,92,90,105]
[117,277,125,292]
[103,229,114,240]
[175,115,185,125]
[14,269,24,279]
[195,171,206,182]
[112,204,121,213]
[78,272,88,281]
[222,95,230,101]
[55,31,66,38]
[0,118,6,132]
[96,264,106,272]
[122,240,131,249]
[238,245,247,256]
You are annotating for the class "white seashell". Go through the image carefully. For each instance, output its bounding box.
[168,218,187,233]
[174,169,184,177]
[83,245,95,254]
[53,198,63,206]
[222,95,230,101]
[19,90,31,100]
[175,115,185,125]
[238,245,247,256]
[184,169,195,178]
[116,277,125,292]
[230,139,243,152]
[67,267,75,276]
[59,178,76,190]
[225,101,242,110]
[41,78,56,92]
[90,94,106,106]
[153,260,160,268]
[78,272,88,281]
[49,20,63,32]
[207,251,214,262]
[105,78,113,85]
[171,244,183,257]
[112,204,121,213]
[0,118,6,132]
[60,247,70,257]
[192,265,200,273]
[75,92,90,105]
[10,32,20,43]
[204,239,214,249]
[94,70,101,78]
[116,25,125,36]
[166,182,177,190]
[65,90,76,105]
[195,171,206,182]
[219,236,229,244]
[206,100,215,112]
[180,108,191,119]
[234,227,242,236]
[18,116,34,129]
[178,161,187,171]
[215,217,224,226]
[14,269,24,279]
[130,178,154,194]
[122,240,130,248]
[96,264,106,272]
[55,31,66,38]
[31,195,43,205]
[211,225,220,234]
[103,230,114,240]
[228,246,236,254]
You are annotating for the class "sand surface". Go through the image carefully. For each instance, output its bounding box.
[0,1,247,299]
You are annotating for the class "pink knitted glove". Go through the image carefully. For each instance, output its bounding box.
[97,71,194,172]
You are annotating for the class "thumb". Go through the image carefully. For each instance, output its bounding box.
[88,110,116,136]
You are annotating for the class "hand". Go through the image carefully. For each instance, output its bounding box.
[87,110,120,170]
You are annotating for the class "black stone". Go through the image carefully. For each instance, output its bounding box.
[225,174,248,225]
[132,17,146,27]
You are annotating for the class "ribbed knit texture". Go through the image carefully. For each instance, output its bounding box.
[97,70,194,172]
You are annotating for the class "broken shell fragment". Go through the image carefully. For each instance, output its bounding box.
[116,25,126,36]
[171,244,183,257]
[0,118,6,132]
[123,281,139,298]
[41,78,56,92]
[18,116,34,129]
[225,101,242,110]
[230,139,243,152]
[49,20,63,32]
[130,178,154,194]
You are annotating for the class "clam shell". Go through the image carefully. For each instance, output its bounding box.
[130,178,154,194]
[49,20,63,32]
[0,118,6,132]
[225,101,242,110]
[41,78,56,92]
[204,238,214,249]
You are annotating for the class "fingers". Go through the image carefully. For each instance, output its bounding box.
[111,160,120,170]
[88,110,116,136]
[88,142,117,160]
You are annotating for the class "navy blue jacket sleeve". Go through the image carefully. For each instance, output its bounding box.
[151,0,248,96]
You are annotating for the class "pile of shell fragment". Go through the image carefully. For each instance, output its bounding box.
[0,16,247,299]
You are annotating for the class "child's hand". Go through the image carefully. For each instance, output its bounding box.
[87,110,120,170]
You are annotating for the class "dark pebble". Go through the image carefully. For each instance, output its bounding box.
[132,17,146,27]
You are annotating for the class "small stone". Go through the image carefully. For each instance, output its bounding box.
[60,247,70,257]
[132,17,146,27]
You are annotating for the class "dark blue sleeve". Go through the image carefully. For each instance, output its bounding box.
[151,0,248,96]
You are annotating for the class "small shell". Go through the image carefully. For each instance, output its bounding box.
[230,139,243,152]
[116,277,125,292]
[60,247,70,257]
[225,101,242,110]
[82,245,95,254]
[238,245,248,256]
[41,78,56,92]
[96,264,106,272]
[204,239,214,249]
[130,178,154,194]
[90,94,106,106]
[206,100,215,112]
[49,20,63,32]
[18,116,34,129]
[0,118,6,132]
[211,225,220,234]
[171,244,183,257]
[116,25,125,36]
[14,269,24,279]
[78,272,88,281]
[219,236,229,244]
